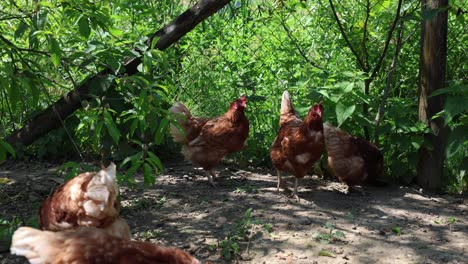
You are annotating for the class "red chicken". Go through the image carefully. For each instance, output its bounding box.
[323,123,384,192]
[10,227,200,264]
[270,91,324,200]
[39,163,131,240]
[169,96,249,187]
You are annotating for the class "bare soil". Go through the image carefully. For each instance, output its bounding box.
[0,161,466,264]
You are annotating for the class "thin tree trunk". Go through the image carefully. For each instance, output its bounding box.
[417,0,449,192]
[4,0,231,148]
[374,17,405,145]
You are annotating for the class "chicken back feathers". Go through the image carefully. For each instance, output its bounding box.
[11,227,200,264]
[169,96,250,170]
[323,123,384,186]
[270,91,324,178]
[39,163,131,240]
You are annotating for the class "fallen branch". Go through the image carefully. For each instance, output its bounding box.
[5,0,232,148]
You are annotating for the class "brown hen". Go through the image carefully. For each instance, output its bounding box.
[323,123,384,192]
[169,96,249,187]
[39,163,130,240]
[270,91,324,200]
[10,227,199,264]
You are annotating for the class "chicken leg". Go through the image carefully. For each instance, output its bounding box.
[206,170,217,187]
[276,170,282,192]
[291,178,300,201]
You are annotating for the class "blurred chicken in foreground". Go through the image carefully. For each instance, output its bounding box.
[324,123,385,193]
[39,163,130,240]
[10,227,200,264]
[169,96,249,187]
[270,91,324,200]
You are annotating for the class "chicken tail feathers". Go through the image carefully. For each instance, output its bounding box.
[279,91,299,125]
[11,227,59,264]
[280,91,295,116]
[323,123,343,157]
[169,102,191,143]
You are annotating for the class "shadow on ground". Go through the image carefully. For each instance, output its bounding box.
[0,161,466,264]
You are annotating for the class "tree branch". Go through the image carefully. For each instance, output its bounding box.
[148,0,232,50]
[5,0,232,147]
[370,0,403,80]
[374,15,405,145]
[328,0,367,71]
[362,0,371,69]
[0,34,50,56]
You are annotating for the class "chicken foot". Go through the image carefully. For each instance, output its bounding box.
[205,170,217,187]
[290,178,300,201]
[276,170,290,192]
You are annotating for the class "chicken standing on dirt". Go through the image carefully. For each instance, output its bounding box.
[169,96,250,187]
[39,163,131,240]
[270,91,324,200]
[323,123,384,192]
[10,226,200,264]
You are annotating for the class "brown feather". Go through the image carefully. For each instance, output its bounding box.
[11,227,199,264]
[169,97,249,171]
[39,163,130,240]
[270,91,324,179]
[324,123,384,186]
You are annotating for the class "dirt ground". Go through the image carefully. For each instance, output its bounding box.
[0,161,466,264]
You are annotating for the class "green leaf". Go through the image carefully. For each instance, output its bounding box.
[78,16,91,38]
[333,231,346,238]
[0,140,16,158]
[154,118,169,145]
[391,226,401,235]
[14,21,29,39]
[6,82,20,111]
[126,161,142,178]
[49,38,62,68]
[444,96,468,124]
[318,250,336,258]
[147,151,164,172]
[104,112,120,144]
[446,125,468,158]
[143,163,155,186]
[109,28,124,37]
[336,103,355,126]
[0,177,9,185]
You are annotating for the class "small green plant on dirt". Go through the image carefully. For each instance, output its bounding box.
[263,223,273,234]
[391,226,402,236]
[0,217,21,252]
[312,222,346,244]
[434,216,457,231]
[124,196,166,214]
[233,183,258,194]
[0,215,38,252]
[213,208,271,260]
[139,229,163,240]
[345,211,355,222]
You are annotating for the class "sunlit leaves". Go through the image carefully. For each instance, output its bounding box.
[103,111,120,144]
[49,38,62,68]
[336,103,356,126]
[77,16,91,38]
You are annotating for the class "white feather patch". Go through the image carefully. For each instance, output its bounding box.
[295,153,311,164]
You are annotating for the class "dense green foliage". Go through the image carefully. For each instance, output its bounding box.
[0,0,466,192]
